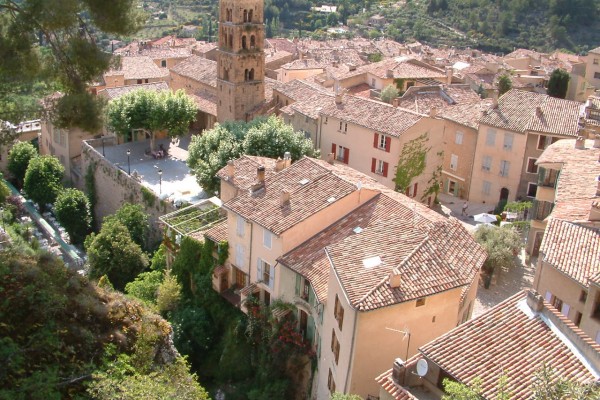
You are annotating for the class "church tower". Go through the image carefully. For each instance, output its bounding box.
[216,0,265,123]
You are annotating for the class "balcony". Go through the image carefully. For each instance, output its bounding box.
[532,200,554,221]
[538,167,559,188]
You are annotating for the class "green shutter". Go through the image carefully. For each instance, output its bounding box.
[295,274,301,296]
[308,284,316,307]
[307,315,315,343]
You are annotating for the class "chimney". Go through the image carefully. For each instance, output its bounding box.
[335,91,344,104]
[257,165,266,183]
[392,98,400,107]
[429,107,438,117]
[227,160,235,178]
[280,189,290,206]
[327,153,335,165]
[275,157,285,172]
[594,134,600,148]
[389,272,401,288]
[526,290,544,313]
[386,69,394,78]
[283,151,292,168]
[535,106,543,117]
[445,66,453,83]
[590,201,600,222]
[391,358,407,385]
[575,136,586,150]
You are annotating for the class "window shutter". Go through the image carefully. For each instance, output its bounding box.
[561,303,570,317]
[385,136,391,152]
[257,258,263,281]
[383,161,389,178]
[373,132,379,148]
[269,264,274,288]
[331,330,335,352]
[338,307,344,330]
[331,143,336,155]
[295,274,301,296]
[413,182,418,198]
[344,148,349,164]
[371,158,376,173]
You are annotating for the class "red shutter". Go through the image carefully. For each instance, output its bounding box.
[343,148,349,164]
[405,188,410,196]
[385,136,391,152]
[373,132,379,148]
[383,161,389,177]
[331,143,336,157]
[371,158,376,173]
[413,182,418,198]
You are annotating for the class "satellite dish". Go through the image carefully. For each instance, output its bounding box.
[356,181,362,190]
[416,359,429,377]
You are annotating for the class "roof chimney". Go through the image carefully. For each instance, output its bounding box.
[275,157,285,172]
[594,134,600,148]
[391,358,407,385]
[283,151,292,168]
[535,106,543,117]
[429,107,438,117]
[575,136,586,150]
[327,152,335,165]
[257,165,266,183]
[389,271,401,288]
[280,189,290,206]
[335,91,344,104]
[386,69,394,78]
[227,160,235,179]
[526,290,544,313]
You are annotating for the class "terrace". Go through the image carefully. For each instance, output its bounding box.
[159,198,225,246]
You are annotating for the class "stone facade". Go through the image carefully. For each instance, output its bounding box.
[216,0,266,122]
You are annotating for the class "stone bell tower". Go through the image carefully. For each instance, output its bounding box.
[216,0,266,123]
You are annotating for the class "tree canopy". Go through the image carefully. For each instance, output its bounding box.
[547,68,570,99]
[85,219,148,291]
[0,0,144,133]
[498,74,512,97]
[54,188,91,244]
[474,225,521,274]
[106,89,197,150]
[104,203,150,250]
[7,140,38,186]
[381,84,399,104]
[23,155,64,209]
[187,116,318,194]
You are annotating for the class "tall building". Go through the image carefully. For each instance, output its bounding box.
[216,0,266,122]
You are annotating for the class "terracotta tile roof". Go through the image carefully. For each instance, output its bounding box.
[192,42,218,55]
[437,99,494,130]
[216,155,278,192]
[281,91,334,119]
[104,56,170,80]
[265,38,298,54]
[346,83,372,98]
[265,49,293,66]
[190,92,217,116]
[539,219,600,287]
[396,85,480,114]
[420,291,600,399]
[480,89,582,136]
[319,95,424,137]
[282,59,324,70]
[169,55,217,88]
[98,81,169,100]
[204,219,229,243]
[274,79,332,101]
[537,139,600,221]
[341,57,446,81]
[376,358,420,400]
[135,46,191,60]
[589,46,600,54]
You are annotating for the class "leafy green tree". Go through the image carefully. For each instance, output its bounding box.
[156,271,181,315]
[104,203,150,250]
[106,89,197,151]
[0,0,144,133]
[547,68,570,99]
[23,155,64,210]
[0,174,10,204]
[394,133,429,193]
[85,219,148,291]
[54,188,91,244]
[125,270,163,306]
[381,84,399,104]
[331,393,363,400]
[498,74,512,97]
[7,141,37,187]
[443,377,483,399]
[474,225,521,276]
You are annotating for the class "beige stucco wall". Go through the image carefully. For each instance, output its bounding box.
[469,124,527,205]
[581,283,600,343]
[281,111,319,147]
[0,130,39,175]
[585,51,600,89]
[169,70,216,96]
[281,67,323,83]
[439,119,478,200]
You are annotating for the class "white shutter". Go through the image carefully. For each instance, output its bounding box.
[561,303,570,318]
[235,244,244,267]
[545,291,552,302]
[595,330,600,345]
[269,264,275,289]
[257,258,263,282]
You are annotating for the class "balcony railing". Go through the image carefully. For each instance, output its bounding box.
[538,167,559,188]
[532,200,554,221]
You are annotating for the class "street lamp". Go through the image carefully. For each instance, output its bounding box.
[126,148,131,174]
[158,168,163,195]
[386,327,411,361]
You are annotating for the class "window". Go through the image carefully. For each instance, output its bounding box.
[416,297,426,307]
[236,215,245,236]
[334,294,344,330]
[339,121,342,131]
[328,369,336,393]
[372,158,389,177]
[527,183,537,197]
[371,78,376,86]
[450,154,458,171]
[486,128,496,146]
[373,133,391,152]
[376,159,384,174]
[235,243,244,267]
[161,59,167,68]
[526,158,538,174]
[257,258,274,289]
[594,58,599,65]
[379,134,386,149]
[499,160,510,177]
[137,79,142,84]
[503,132,514,150]
[595,72,600,79]
[344,123,347,133]
[482,156,492,172]
[263,229,272,249]
[331,330,340,364]
[482,180,491,195]
[574,311,582,326]
[537,135,558,150]
[234,267,246,288]
[580,290,588,303]
[455,131,464,145]
[332,144,349,164]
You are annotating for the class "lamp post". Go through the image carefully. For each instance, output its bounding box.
[158,168,163,195]
[386,327,411,362]
[126,149,131,175]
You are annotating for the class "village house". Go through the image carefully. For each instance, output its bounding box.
[0,120,41,174]
[377,290,600,399]
[585,46,600,90]
[96,56,170,90]
[528,138,600,342]
[203,154,485,398]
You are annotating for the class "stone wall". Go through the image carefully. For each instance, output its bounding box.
[81,138,175,244]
